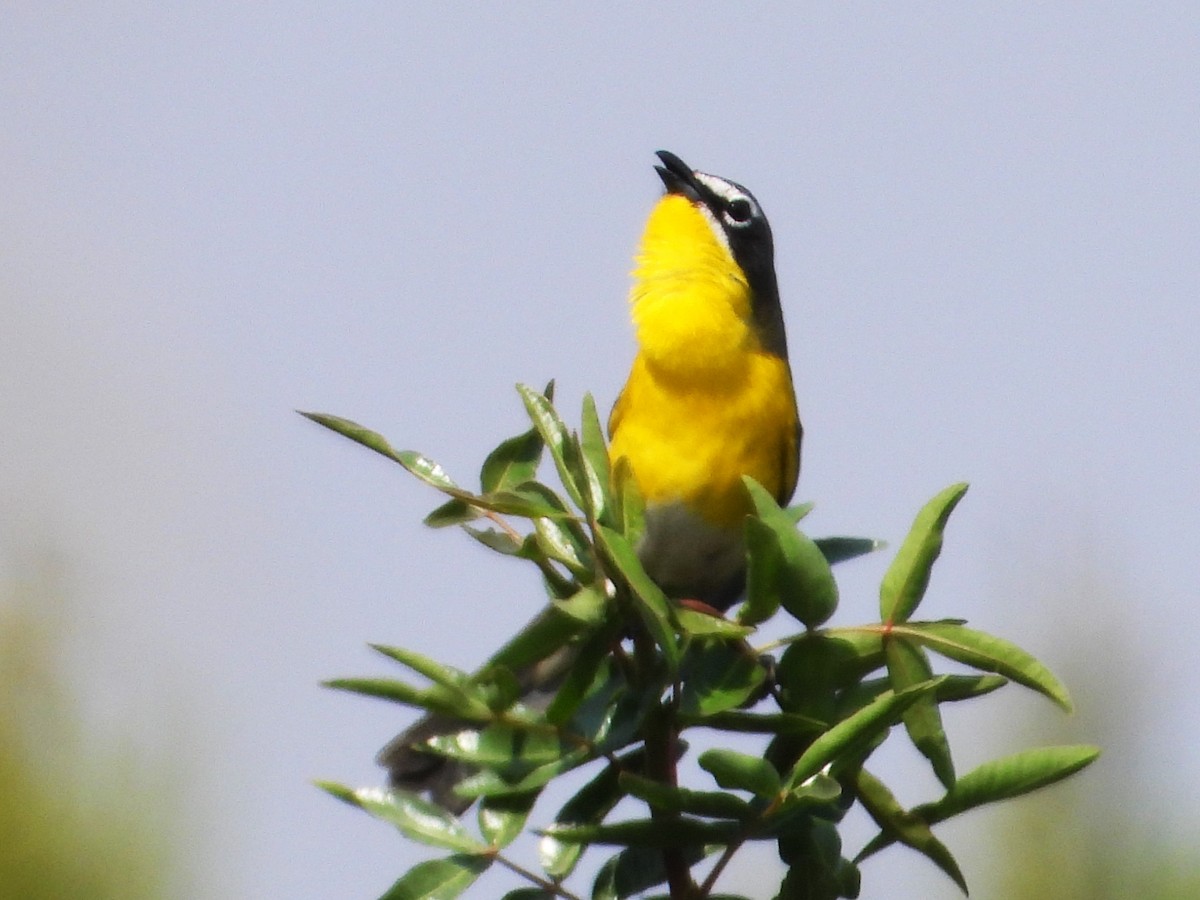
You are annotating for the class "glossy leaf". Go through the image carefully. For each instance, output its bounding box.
[674,606,753,639]
[551,583,609,624]
[516,383,587,513]
[478,791,538,849]
[743,477,838,628]
[591,845,709,900]
[426,724,570,770]
[480,424,544,494]
[698,748,782,798]
[739,516,783,626]
[377,854,491,900]
[423,497,480,528]
[784,679,944,788]
[300,412,459,491]
[886,637,955,788]
[322,678,490,720]
[682,709,824,736]
[539,753,634,879]
[611,456,646,546]
[595,525,679,671]
[917,745,1100,823]
[318,782,482,853]
[618,773,754,820]
[484,607,583,676]
[543,816,739,848]
[879,483,968,624]
[814,536,885,566]
[851,769,966,893]
[896,621,1073,710]
[678,640,767,717]
[578,392,611,523]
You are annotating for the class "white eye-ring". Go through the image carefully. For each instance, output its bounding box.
[724,197,754,226]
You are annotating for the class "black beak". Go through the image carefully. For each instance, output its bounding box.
[654,150,703,203]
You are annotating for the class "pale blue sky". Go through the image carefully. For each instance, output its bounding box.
[2,6,1197,898]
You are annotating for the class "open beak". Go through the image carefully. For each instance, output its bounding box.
[654,150,704,203]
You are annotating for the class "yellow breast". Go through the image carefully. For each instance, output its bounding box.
[609,194,799,528]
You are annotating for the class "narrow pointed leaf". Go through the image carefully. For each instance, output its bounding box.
[423,498,480,528]
[785,679,944,788]
[698,748,782,798]
[516,383,586,512]
[743,477,838,628]
[540,752,637,879]
[851,769,967,892]
[595,525,679,671]
[675,606,753,638]
[886,637,955,788]
[917,745,1100,824]
[426,724,571,769]
[618,773,754,820]
[897,621,1073,710]
[579,392,612,523]
[322,678,490,720]
[480,424,544,494]
[543,817,738,848]
[739,516,783,626]
[378,854,491,900]
[485,607,583,676]
[318,782,483,853]
[300,412,458,491]
[814,536,886,566]
[369,645,474,693]
[611,456,646,547]
[879,483,968,623]
[478,791,538,849]
[551,583,609,624]
[591,845,710,900]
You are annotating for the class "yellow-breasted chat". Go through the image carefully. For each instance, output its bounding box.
[610,150,801,610]
[379,151,800,808]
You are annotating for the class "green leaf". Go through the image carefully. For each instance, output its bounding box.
[322,678,490,720]
[896,620,1073,710]
[787,500,815,522]
[591,845,710,900]
[579,392,612,524]
[534,509,593,578]
[680,709,824,736]
[917,745,1101,824]
[851,769,966,893]
[543,817,738,848]
[776,631,886,718]
[814,536,885,566]
[743,476,839,628]
[698,748,782,798]
[378,854,491,900]
[595,525,680,672]
[544,631,619,726]
[478,791,538,849]
[539,753,635,879]
[611,456,646,547]
[317,782,483,853]
[300,412,459,491]
[426,724,571,770]
[484,607,583,677]
[480,424,544,494]
[879,483,968,623]
[885,637,955,788]
[674,606,753,639]
[550,583,610,624]
[369,645,474,693]
[516,383,587,513]
[618,773,754,820]
[423,497,481,528]
[678,640,767,717]
[463,525,523,556]
[739,516,783,626]
[784,679,944,788]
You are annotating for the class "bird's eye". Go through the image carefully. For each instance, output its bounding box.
[725,198,753,224]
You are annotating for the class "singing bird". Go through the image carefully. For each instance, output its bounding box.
[379,151,801,807]
[608,150,801,609]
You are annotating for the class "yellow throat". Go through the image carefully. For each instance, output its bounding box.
[608,193,798,528]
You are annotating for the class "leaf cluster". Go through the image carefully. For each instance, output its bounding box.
[303,385,1098,900]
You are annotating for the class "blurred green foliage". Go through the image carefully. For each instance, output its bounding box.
[0,559,174,900]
